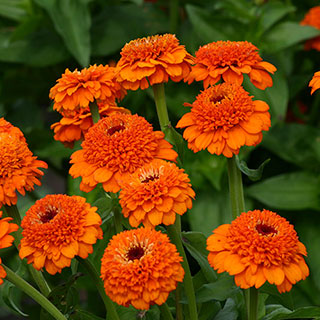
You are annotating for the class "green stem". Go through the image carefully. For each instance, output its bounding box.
[227,156,245,219]
[159,302,175,320]
[90,102,101,124]
[152,83,170,132]
[3,265,66,320]
[4,205,51,297]
[175,283,184,320]
[167,216,198,320]
[108,192,123,234]
[169,0,179,34]
[247,287,259,320]
[77,257,120,320]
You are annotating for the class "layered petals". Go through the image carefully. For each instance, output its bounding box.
[19,194,102,275]
[309,71,320,94]
[100,228,184,309]
[301,6,320,51]
[176,83,271,157]
[69,113,178,193]
[207,209,309,293]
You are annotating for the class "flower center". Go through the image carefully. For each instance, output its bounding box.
[107,124,125,136]
[127,246,145,261]
[256,223,278,236]
[141,174,160,183]
[210,94,225,104]
[40,208,59,223]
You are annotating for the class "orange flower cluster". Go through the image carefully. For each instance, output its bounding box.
[51,102,131,147]
[309,71,320,94]
[187,40,276,89]
[117,34,194,90]
[0,211,19,285]
[100,228,184,310]
[119,159,195,228]
[0,118,47,206]
[19,194,102,275]
[70,113,178,193]
[50,64,125,113]
[176,83,271,157]
[301,6,320,51]
[207,209,309,293]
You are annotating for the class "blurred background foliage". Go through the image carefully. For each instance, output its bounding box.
[1,0,320,319]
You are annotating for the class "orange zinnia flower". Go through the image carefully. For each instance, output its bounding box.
[116,34,194,90]
[119,159,195,228]
[49,64,126,113]
[301,6,320,51]
[207,209,309,293]
[19,194,102,275]
[309,71,320,94]
[69,113,178,193]
[176,83,271,158]
[0,211,19,285]
[187,40,276,90]
[51,102,131,147]
[0,118,47,206]
[100,228,184,310]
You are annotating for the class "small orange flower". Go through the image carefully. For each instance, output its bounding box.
[187,40,276,90]
[207,209,309,293]
[176,83,271,158]
[119,159,195,228]
[51,102,131,147]
[49,64,126,113]
[116,34,194,90]
[19,194,102,275]
[0,118,47,206]
[301,6,320,51]
[309,71,320,94]
[101,227,184,310]
[0,211,19,285]
[70,113,178,193]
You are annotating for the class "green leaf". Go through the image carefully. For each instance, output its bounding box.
[236,156,270,181]
[263,305,320,320]
[182,231,217,283]
[262,22,320,53]
[34,0,91,66]
[2,282,28,317]
[214,297,238,320]
[246,171,320,210]
[163,123,186,163]
[0,0,27,21]
[69,309,104,320]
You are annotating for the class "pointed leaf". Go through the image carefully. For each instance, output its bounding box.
[236,156,270,181]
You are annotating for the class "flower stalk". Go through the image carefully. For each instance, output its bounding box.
[3,265,66,320]
[159,302,175,320]
[247,287,259,320]
[152,83,170,132]
[77,257,120,320]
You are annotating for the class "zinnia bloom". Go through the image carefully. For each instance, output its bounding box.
[100,228,184,309]
[69,113,178,193]
[116,34,194,90]
[0,118,47,206]
[19,194,102,275]
[119,159,195,228]
[301,6,320,51]
[176,83,271,158]
[309,71,320,94]
[0,211,19,285]
[207,209,309,293]
[187,40,276,90]
[49,64,125,113]
[51,102,131,147]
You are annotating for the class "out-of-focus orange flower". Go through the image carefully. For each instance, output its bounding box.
[0,118,47,206]
[101,227,184,310]
[207,209,309,293]
[19,194,102,275]
[49,64,126,113]
[51,102,131,148]
[309,71,320,94]
[0,211,19,285]
[187,40,276,90]
[70,113,178,193]
[119,159,195,228]
[176,83,271,158]
[301,6,320,51]
[116,34,194,90]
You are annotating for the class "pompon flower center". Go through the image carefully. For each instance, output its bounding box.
[120,34,180,62]
[127,246,145,261]
[39,206,59,224]
[139,166,163,184]
[107,124,126,136]
[256,223,278,237]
